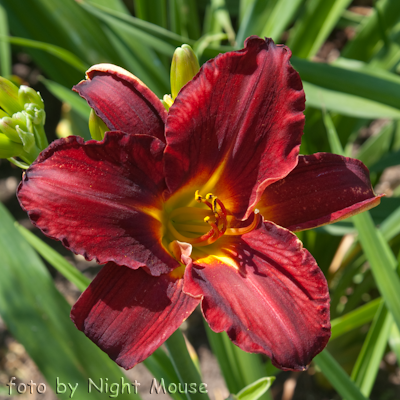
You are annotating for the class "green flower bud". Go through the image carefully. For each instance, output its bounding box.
[0,133,24,158]
[25,104,46,125]
[0,76,24,116]
[161,94,174,111]
[89,109,108,141]
[0,115,26,143]
[18,85,44,110]
[16,125,36,153]
[170,44,200,99]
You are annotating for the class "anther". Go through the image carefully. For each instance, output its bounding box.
[195,190,202,202]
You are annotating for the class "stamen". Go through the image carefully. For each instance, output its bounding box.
[225,213,261,236]
[168,220,215,244]
[168,190,235,247]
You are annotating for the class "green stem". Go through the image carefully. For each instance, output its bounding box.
[33,123,48,150]
[164,329,210,400]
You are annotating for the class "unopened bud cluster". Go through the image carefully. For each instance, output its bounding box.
[0,76,48,167]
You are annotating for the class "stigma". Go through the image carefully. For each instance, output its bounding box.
[167,190,261,247]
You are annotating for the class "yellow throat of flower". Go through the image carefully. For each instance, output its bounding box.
[166,190,260,250]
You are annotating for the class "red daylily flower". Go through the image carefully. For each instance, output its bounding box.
[17,37,381,371]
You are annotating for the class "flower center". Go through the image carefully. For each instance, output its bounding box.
[166,190,260,248]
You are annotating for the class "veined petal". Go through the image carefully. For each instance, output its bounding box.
[183,222,330,371]
[17,132,176,276]
[164,36,305,218]
[258,153,383,232]
[74,64,167,142]
[71,263,199,369]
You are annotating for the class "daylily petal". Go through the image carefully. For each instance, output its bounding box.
[183,222,330,371]
[164,36,305,219]
[17,132,177,275]
[74,64,167,142]
[258,153,383,232]
[71,262,200,369]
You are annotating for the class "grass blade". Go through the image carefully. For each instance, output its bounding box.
[40,77,91,120]
[287,0,352,58]
[0,3,11,77]
[350,303,392,396]
[164,330,210,400]
[0,203,139,400]
[2,36,88,73]
[303,81,400,119]
[313,351,369,400]
[15,223,90,292]
[352,212,400,334]
[331,298,383,340]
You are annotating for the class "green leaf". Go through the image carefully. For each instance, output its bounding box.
[211,0,236,45]
[303,81,400,119]
[204,322,244,393]
[81,1,184,55]
[330,298,383,340]
[143,348,186,400]
[370,148,400,172]
[293,56,400,112]
[80,1,233,61]
[287,0,352,59]
[389,323,400,363]
[0,202,140,400]
[39,77,91,121]
[204,323,272,400]
[322,109,343,154]
[164,330,210,400]
[15,223,90,292]
[2,0,125,87]
[134,0,167,28]
[350,303,393,397]
[342,0,400,62]
[352,212,400,334]
[236,377,275,400]
[236,0,274,46]
[356,122,393,167]
[0,4,11,77]
[2,36,88,73]
[260,0,304,42]
[313,351,369,400]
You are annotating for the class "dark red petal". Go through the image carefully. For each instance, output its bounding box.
[71,263,199,369]
[258,153,382,232]
[74,64,167,142]
[164,37,305,219]
[17,132,176,276]
[183,222,330,371]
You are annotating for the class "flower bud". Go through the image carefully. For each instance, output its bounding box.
[162,94,174,111]
[0,133,24,158]
[0,115,26,143]
[18,85,44,110]
[89,109,108,141]
[170,44,200,99]
[24,104,46,126]
[0,76,23,116]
